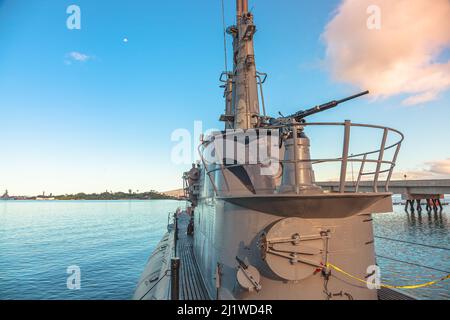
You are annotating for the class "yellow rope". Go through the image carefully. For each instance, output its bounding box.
[326,263,450,289]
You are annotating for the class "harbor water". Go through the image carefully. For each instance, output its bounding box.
[0,199,448,300]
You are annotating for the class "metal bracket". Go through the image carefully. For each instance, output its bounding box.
[244,54,255,68]
[237,266,262,292]
[260,230,330,268]
[242,24,256,41]
[236,256,262,292]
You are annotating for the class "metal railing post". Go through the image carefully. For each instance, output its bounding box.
[355,154,367,193]
[385,143,401,192]
[339,120,351,193]
[198,143,219,195]
[174,212,178,257]
[256,74,267,117]
[170,257,180,300]
[373,128,388,192]
[214,132,231,193]
[292,124,299,194]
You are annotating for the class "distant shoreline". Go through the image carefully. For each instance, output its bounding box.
[0,191,181,201]
[0,199,183,201]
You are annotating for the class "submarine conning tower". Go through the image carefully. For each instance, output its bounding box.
[134,1,409,301]
[191,0,404,300]
[218,0,322,194]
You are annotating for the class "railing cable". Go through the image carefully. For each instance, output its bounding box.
[375,235,450,251]
[377,255,450,274]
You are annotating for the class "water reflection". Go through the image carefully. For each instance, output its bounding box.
[405,209,447,229]
[374,201,450,300]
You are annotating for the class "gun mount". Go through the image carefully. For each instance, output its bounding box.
[269,90,369,125]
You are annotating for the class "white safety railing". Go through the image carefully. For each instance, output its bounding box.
[198,121,404,195]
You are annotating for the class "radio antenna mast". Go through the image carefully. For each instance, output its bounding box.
[221,0,228,73]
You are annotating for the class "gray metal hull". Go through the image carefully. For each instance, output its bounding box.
[194,197,378,300]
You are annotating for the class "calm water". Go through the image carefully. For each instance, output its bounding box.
[374,202,450,300]
[0,200,183,300]
[0,199,449,300]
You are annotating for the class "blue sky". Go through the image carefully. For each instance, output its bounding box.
[0,0,449,195]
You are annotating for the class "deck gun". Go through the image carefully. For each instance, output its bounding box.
[269,90,369,125]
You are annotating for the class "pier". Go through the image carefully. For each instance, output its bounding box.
[317,179,450,195]
[317,179,450,213]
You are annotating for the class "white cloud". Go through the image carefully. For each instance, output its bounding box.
[426,158,450,176]
[393,158,450,180]
[65,51,91,64]
[322,0,450,106]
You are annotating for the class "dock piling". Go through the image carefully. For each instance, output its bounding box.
[416,199,422,212]
[403,194,445,214]
[437,199,443,211]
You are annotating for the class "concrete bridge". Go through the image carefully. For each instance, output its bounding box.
[317,179,450,195]
[168,180,450,198]
[318,179,450,212]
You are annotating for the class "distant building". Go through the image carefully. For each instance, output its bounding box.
[1,189,11,200]
[35,196,55,201]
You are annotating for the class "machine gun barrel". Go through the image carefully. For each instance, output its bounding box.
[289,90,369,121]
